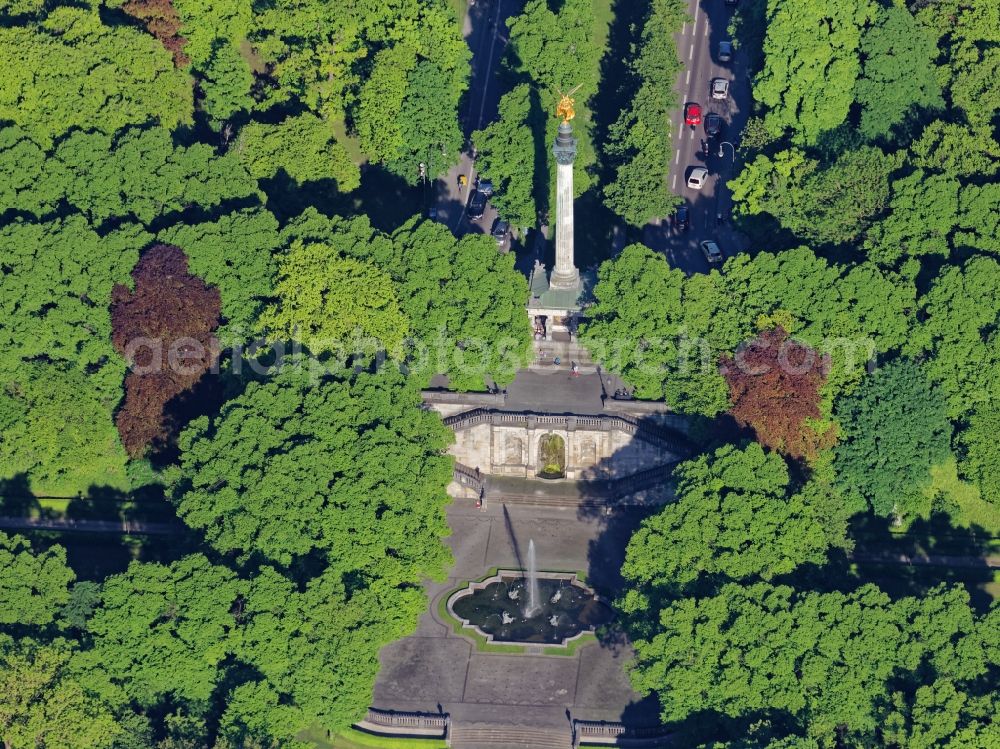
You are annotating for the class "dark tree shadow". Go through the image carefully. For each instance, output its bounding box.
[845,511,998,612]
[262,165,426,234]
[0,473,39,517]
[148,362,230,468]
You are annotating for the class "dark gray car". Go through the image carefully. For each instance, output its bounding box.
[491,218,510,250]
[466,190,487,220]
[705,113,723,138]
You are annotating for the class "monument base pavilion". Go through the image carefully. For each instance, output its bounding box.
[526,258,593,341]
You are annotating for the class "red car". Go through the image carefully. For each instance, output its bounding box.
[684,102,702,127]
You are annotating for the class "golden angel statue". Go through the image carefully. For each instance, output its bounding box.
[555,84,582,124]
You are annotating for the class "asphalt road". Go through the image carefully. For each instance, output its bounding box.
[642,0,753,274]
[430,0,521,239]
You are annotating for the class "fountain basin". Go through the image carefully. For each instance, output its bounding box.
[446,571,612,647]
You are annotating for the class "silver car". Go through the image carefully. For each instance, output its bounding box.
[711,78,730,100]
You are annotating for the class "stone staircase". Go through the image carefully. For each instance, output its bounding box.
[531,338,596,372]
[449,724,570,749]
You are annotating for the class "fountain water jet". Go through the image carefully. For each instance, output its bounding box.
[525,539,541,617]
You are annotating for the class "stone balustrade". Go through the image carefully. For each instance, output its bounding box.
[573,719,673,747]
[354,707,449,739]
[443,409,692,457]
[453,462,485,493]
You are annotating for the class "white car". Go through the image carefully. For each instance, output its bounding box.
[701,240,724,264]
[687,167,709,189]
[711,78,730,100]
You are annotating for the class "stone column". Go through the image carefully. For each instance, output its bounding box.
[550,121,580,290]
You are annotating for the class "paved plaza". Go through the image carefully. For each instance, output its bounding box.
[371,500,661,732]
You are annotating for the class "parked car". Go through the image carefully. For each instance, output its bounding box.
[701,239,724,264]
[687,167,709,189]
[705,113,723,138]
[711,78,730,100]
[684,102,703,127]
[673,204,690,231]
[718,40,733,62]
[491,218,511,250]
[477,178,494,198]
[466,190,487,220]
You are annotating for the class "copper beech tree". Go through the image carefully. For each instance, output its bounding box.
[119,0,190,67]
[111,244,221,456]
[721,327,835,461]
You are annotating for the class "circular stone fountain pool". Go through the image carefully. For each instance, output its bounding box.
[447,572,612,645]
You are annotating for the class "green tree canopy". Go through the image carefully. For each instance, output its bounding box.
[0,215,149,399]
[281,211,533,389]
[508,0,603,196]
[910,120,1000,177]
[601,0,685,226]
[171,0,251,67]
[883,680,1000,749]
[384,60,465,183]
[235,113,361,190]
[957,405,1000,506]
[906,256,1000,418]
[833,360,952,519]
[0,126,259,225]
[731,146,899,247]
[581,244,914,416]
[620,444,830,599]
[854,5,942,141]
[235,564,429,734]
[258,241,409,357]
[0,364,131,496]
[158,208,281,338]
[864,170,959,266]
[0,7,193,146]
[199,41,253,124]
[74,555,241,709]
[955,183,1000,254]
[915,0,1000,129]
[472,84,543,229]
[910,121,1000,178]
[754,0,873,143]
[0,533,74,629]
[389,219,533,389]
[1,641,123,749]
[174,360,454,569]
[628,582,990,744]
[318,2,467,179]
